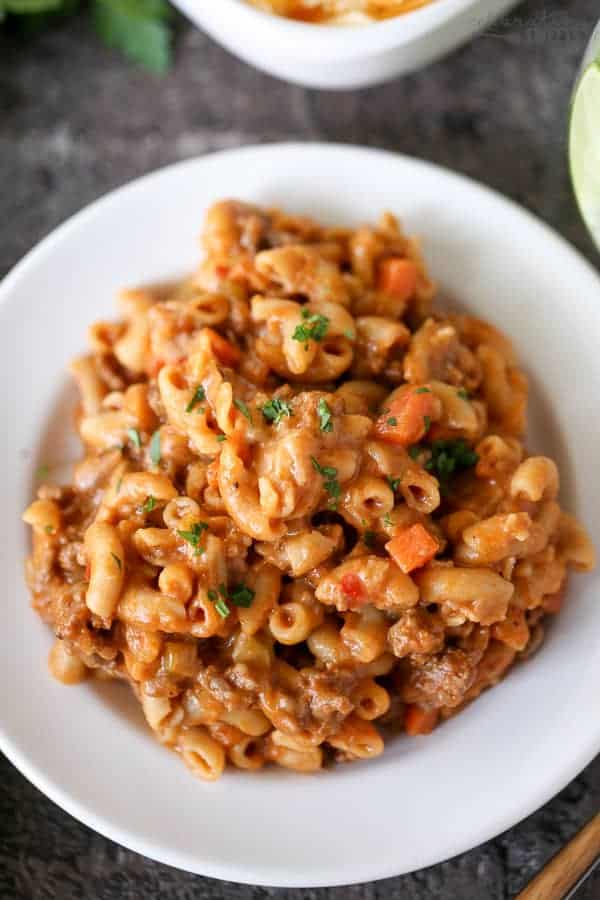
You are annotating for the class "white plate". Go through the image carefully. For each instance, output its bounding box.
[1,143,599,888]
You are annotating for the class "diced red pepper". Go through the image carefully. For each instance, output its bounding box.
[340,573,367,608]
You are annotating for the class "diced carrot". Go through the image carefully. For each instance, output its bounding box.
[404,704,438,736]
[204,328,241,367]
[386,523,439,574]
[377,257,419,302]
[340,573,368,609]
[375,389,437,447]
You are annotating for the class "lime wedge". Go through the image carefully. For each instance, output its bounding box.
[569,24,600,249]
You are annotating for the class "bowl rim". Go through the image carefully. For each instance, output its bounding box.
[2,142,600,887]
[174,0,501,55]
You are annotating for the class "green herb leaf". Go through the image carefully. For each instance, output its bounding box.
[423,415,431,434]
[127,428,142,449]
[216,434,227,443]
[424,439,479,486]
[343,328,355,340]
[44,524,55,534]
[387,417,398,427]
[186,385,206,413]
[177,521,209,554]
[317,398,333,433]
[415,387,431,394]
[311,456,340,509]
[408,445,421,461]
[36,463,50,479]
[234,398,252,422]
[214,598,230,618]
[387,475,401,492]
[92,0,172,73]
[292,309,330,345]
[150,429,161,466]
[261,397,293,425]
[142,495,156,514]
[207,584,230,617]
[364,530,376,548]
[229,583,255,608]
[457,388,470,400]
[383,513,393,527]
[110,552,122,571]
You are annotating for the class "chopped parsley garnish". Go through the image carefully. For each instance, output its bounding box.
[387,475,401,492]
[234,398,252,422]
[36,464,50,479]
[318,398,333,433]
[150,429,161,466]
[292,308,330,347]
[387,417,398,427]
[364,530,376,548]
[110,552,122,571]
[177,521,209,555]
[423,415,431,434]
[423,439,479,486]
[216,434,227,443]
[408,445,421,460]
[343,328,355,340]
[186,385,206,413]
[142,496,156,514]
[44,524,55,535]
[383,513,393,527]
[457,388,470,400]
[127,428,142,449]
[311,456,341,508]
[415,387,431,394]
[261,397,293,425]
[214,597,230,618]
[208,585,229,611]
[229,583,255,608]
[207,581,254,616]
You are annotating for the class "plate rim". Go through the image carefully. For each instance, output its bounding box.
[2,142,600,888]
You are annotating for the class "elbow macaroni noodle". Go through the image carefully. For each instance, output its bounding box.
[23,199,595,779]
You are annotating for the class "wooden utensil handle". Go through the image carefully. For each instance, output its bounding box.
[516,811,600,900]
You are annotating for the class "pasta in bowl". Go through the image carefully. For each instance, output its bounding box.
[246,0,436,25]
[23,199,595,782]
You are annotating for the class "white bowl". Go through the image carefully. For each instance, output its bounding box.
[2,143,600,887]
[172,0,521,89]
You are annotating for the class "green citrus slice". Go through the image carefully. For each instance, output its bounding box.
[569,24,600,249]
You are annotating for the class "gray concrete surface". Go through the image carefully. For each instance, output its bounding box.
[1,1,599,897]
